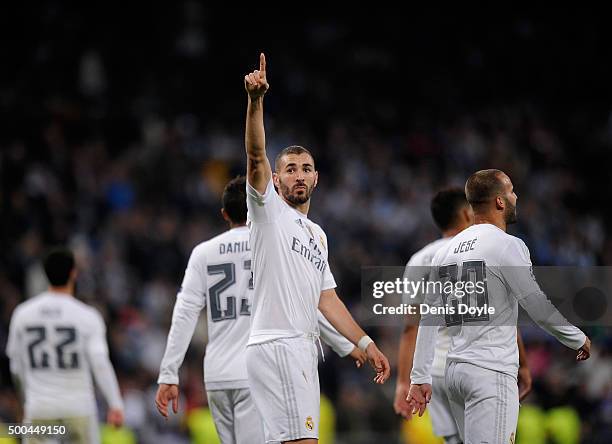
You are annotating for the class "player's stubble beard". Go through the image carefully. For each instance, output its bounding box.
[504,197,517,224]
[279,179,313,206]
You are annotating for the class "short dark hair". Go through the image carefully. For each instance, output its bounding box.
[465,169,505,210]
[430,188,468,231]
[43,247,75,286]
[222,175,247,224]
[274,145,315,172]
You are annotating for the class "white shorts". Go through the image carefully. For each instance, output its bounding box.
[430,374,459,438]
[246,337,320,443]
[207,388,265,444]
[446,361,519,444]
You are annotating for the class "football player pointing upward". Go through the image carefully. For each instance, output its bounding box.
[244,53,390,444]
[155,176,365,444]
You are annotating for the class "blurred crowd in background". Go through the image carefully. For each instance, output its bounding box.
[1,4,612,443]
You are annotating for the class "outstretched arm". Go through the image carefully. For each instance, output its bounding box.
[503,239,590,361]
[244,53,272,194]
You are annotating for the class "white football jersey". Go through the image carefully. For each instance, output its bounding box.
[403,237,452,378]
[411,223,586,384]
[159,226,253,390]
[6,292,122,419]
[246,178,336,345]
[158,225,352,390]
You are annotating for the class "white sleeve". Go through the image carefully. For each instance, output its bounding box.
[501,239,587,350]
[6,309,23,376]
[322,263,337,291]
[180,247,208,308]
[158,250,207,385]
[317,310,354,357]
[402,255,432,305]
[246,177,285,223]
[87,312,123,409]
[410,273,444,385]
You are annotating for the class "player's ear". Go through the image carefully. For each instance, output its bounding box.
[221,208,230,222]
[313,171,318,188]
[461,206,471,224]
[495,196,505,210]
[272,172,280,188]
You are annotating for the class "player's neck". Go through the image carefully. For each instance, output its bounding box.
[442,226,466,238]
[473,214,507,232]
[228,221,247,229]
[283,197,310,216]
[48,285,74,296]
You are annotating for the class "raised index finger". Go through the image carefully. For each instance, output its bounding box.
[260,53,266,72]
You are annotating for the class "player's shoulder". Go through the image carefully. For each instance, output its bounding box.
[9,298,31,324]
[11,292,48,318]
[189,233,222,260]
[300,215,326,237]
[65,297,105,323]
[502,233,530,256]
[471,225,530,263]
[408,237,451,267]
[194,227,249,256]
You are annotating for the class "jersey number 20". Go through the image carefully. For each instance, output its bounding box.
[438,260,490,326]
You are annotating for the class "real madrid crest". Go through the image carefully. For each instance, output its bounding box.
[305,416,314,431]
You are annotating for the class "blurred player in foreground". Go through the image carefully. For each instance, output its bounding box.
[243,53,390,443]
[394,188,532,444]
[6,247,124,444]
[155,176,366,443]
[408,169,590,443]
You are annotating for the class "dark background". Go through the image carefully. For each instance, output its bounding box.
[1,4,611,443]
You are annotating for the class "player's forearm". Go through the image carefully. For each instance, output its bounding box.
[517,328,528,368]
[246,97,266,157]
[90,354,123,409]
[409,322,438,385]
[317,310,355,357]
[318,290,366,346]
[245,97,270,191]
[11,373,24,406]
[397,322,418,385]
[158,292,203,384]
[519,291,586,350]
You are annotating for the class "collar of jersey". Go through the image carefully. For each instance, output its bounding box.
[281,197,308,219]
[472,223,505,233]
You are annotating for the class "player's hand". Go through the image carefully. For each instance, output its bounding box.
[348,346,367,368]
[577,336,591,361]
[406,383,432,418]
[106,408,124,427]
[244,53,269,100]
[517,365,532,401]
[393,381,412,419]
[365,342,391,384]
[155,383,180,418]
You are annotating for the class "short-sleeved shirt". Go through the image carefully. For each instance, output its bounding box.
[246,178,336,345]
